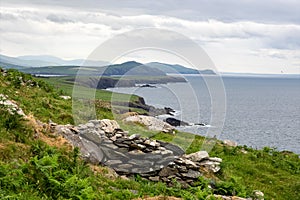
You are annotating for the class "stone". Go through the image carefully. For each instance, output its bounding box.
[86,122,95,128]
[181,169,202,179]
[128,150,145,155]
[253,190,264,200]
[149,140,160,147]
[128,159,154,168]
[124,115,175,133]
[100,119,120,133]
[105,160,123,165]
[159,167,178,177]
[80,138,104,163]
[149,176,160,182]
[207,157,222,163]
[77,124,88,130]
[0,94,25,116]
[184,151,209,162]
[101,146,128,161]
[59,95,71,100]
[223,139,238,147]
[177,165,188,173]
[110,135,117,141]
[175,158,198,168]
[165,117,189,127]
[120,175,130,180]
[128,134,140,140]
[158,147,166,151]
[113,164,133,173]
[81,130,102,144]
[161,150,173,155]
[163,143,185,156]
[70,127,79,134]
[240,148,248,154]
[137,144,146,149]
[199,160,221,173]
[164,107,175,115]
[113,142,129,148]
[161,177,170,182]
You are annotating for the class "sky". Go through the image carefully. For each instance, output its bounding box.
[0,0,300,74]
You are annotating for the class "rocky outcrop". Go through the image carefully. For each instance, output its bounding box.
[54,119,222,187]
[164,107,175,115]
[165,117,189,127]
[0,94,25,116]
[124,115,175,133]
[139,84,156,88]
[223,139,238,147]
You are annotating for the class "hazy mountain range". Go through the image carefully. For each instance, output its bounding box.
[0,54,215,76]
[0,54,110,68]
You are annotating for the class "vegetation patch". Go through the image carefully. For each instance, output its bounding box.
[0,68,299,199]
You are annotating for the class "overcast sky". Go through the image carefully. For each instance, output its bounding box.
[0,0,300,74]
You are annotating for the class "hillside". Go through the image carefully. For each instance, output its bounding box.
[20,61,167,76]
[146,62,216,74]
[0,68,299,200]
[1,54,216,76]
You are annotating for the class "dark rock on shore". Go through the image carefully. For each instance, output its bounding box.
[113,97,177,116]
[195,123,206,126]
[139,84,156,88]
[165,117,189,127]
[164,107,175,115]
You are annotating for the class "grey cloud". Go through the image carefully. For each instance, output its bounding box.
[46,14,74,23]
[0,12,18,20]
[2,0,300,24]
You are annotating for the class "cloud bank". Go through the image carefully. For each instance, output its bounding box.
[0,1,299,74]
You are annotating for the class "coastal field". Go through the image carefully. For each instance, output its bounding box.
[0,69,299,199]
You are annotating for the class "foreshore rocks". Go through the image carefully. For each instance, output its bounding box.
[124,115,175,133]
[165,117,189,127]
[54,119,222,187]
[223,139,238,147]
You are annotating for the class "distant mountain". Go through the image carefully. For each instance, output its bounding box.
[0,54,62,67]
[20,61,167,76]
[0,54,215,76]
[0,60,26,70]
[18,55,110,67]
[146,62,215,74]
[104,61,166,76]
[0,54,109,68]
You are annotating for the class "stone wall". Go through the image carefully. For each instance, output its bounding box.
[54,119,222,187]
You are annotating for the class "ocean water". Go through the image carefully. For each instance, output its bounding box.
[108,75,300,154]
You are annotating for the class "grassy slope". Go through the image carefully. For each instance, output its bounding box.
[0,69,299,199]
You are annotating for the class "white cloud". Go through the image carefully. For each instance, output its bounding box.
[0,6,299,73]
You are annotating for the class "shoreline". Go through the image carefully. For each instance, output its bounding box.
[108,83,300,155]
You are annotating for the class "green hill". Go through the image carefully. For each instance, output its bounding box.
[146,62,216,74]
[20,61,167,76]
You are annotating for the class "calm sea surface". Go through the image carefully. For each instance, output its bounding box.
[108,75,300,154]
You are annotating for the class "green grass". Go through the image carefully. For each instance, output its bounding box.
[40,76,140,102]
[1,68,299,199]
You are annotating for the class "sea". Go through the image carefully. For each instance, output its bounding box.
[108,74,300,154]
